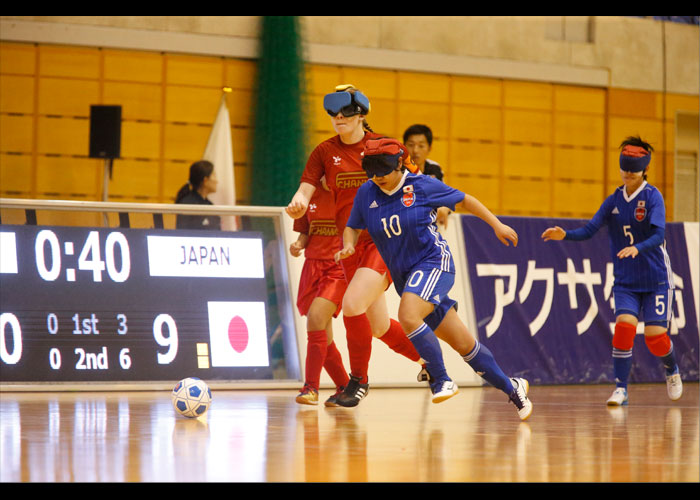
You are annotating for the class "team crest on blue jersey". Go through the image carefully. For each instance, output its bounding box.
[401,185,415,207]
[635,200,647,221]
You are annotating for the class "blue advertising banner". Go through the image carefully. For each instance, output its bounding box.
[460,215,699,385]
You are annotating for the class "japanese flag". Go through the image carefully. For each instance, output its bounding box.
[207,301,269,367]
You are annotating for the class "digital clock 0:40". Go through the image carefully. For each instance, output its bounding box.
[35,229,131,283]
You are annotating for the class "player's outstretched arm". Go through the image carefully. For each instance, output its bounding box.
[458,194,518,247]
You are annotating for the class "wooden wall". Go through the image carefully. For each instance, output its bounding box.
[1,42,698,221]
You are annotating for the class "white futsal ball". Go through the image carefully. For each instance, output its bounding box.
[172,377,212,418]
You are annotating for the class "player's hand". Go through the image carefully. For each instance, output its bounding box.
[617,246,639,259]
[436,207,451,229]
[289,241,304,258]
[286,193,309,219]
[541,226,566,241]
[495,223,518,247]
[334,245,355,263]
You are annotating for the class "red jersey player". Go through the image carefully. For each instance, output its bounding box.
[287,84,423,407]
[290,179,350,406]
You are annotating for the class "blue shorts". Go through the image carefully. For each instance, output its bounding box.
[614,288,672,327]
[393,264,457,330]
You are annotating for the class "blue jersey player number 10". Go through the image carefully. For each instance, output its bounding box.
[337,137,534,421]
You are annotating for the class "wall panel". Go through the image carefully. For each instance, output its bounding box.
[362,98,397,137]
[452,76,502,107]
[502,178,551,215]
[35,156,99,197]
[120,121,161,159]
[0,153,32,194]
[108,159,160,200]
[224,59,257,90]
[0,42,36,74]
[554,85,605,114]
[553,147,605,182]
[38,45,100,79]
[554,113,605,147]
[165,54,223,87]
[0,74,34,113]
[450,174,500,210]
[343,67,397,100]
[553,180,605,216]
[398,71,449,103]
[37,77,100,116]
[36,116,89,156]
[103,49,163,83]
[451,105,501,141]
[103,81,162,121]
[162,122,210,161]
[0,114,33,153]
[504,109,552,144]
[449,140,500,177]
[397,102,449,139]
[165,86,222,123]
[608,88,662,119]
[504,81,552,110]
[503,144,551,178]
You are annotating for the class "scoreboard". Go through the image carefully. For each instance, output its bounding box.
[0,222,299,385]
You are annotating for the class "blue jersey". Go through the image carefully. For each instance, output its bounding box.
[565,181,673,292]
[346,172,465,280]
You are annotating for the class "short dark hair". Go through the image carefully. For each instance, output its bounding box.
[619,135,654,153]
[403,124,433,146]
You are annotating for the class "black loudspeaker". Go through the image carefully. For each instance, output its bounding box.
[89,105,122,159]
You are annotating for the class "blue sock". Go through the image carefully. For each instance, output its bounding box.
[463,340,513,395]
[407,323,450,382]
[612,348,633,389]
[660,344,679,376]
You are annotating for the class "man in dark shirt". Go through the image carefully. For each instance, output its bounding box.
[403,124,444,181]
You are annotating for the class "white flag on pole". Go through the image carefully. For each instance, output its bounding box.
[204,94,237,231]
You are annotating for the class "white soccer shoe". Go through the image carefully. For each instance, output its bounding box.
[509,378,533,421]
[606,387,629,406]
[666,372,683,401]
[431,380,459,404]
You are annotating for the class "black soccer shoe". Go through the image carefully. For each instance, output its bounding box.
[334,374,369,407]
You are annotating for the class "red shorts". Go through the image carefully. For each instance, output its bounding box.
[297,258,347,318]
[339,237,393,288]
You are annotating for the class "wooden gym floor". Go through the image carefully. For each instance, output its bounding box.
[1,382,697,483]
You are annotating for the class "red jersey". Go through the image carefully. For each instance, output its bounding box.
[292,187,341,260]
[301,132,419,244]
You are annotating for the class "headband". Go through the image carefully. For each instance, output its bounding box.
[362,138,407,178]
[619,144,651,172]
